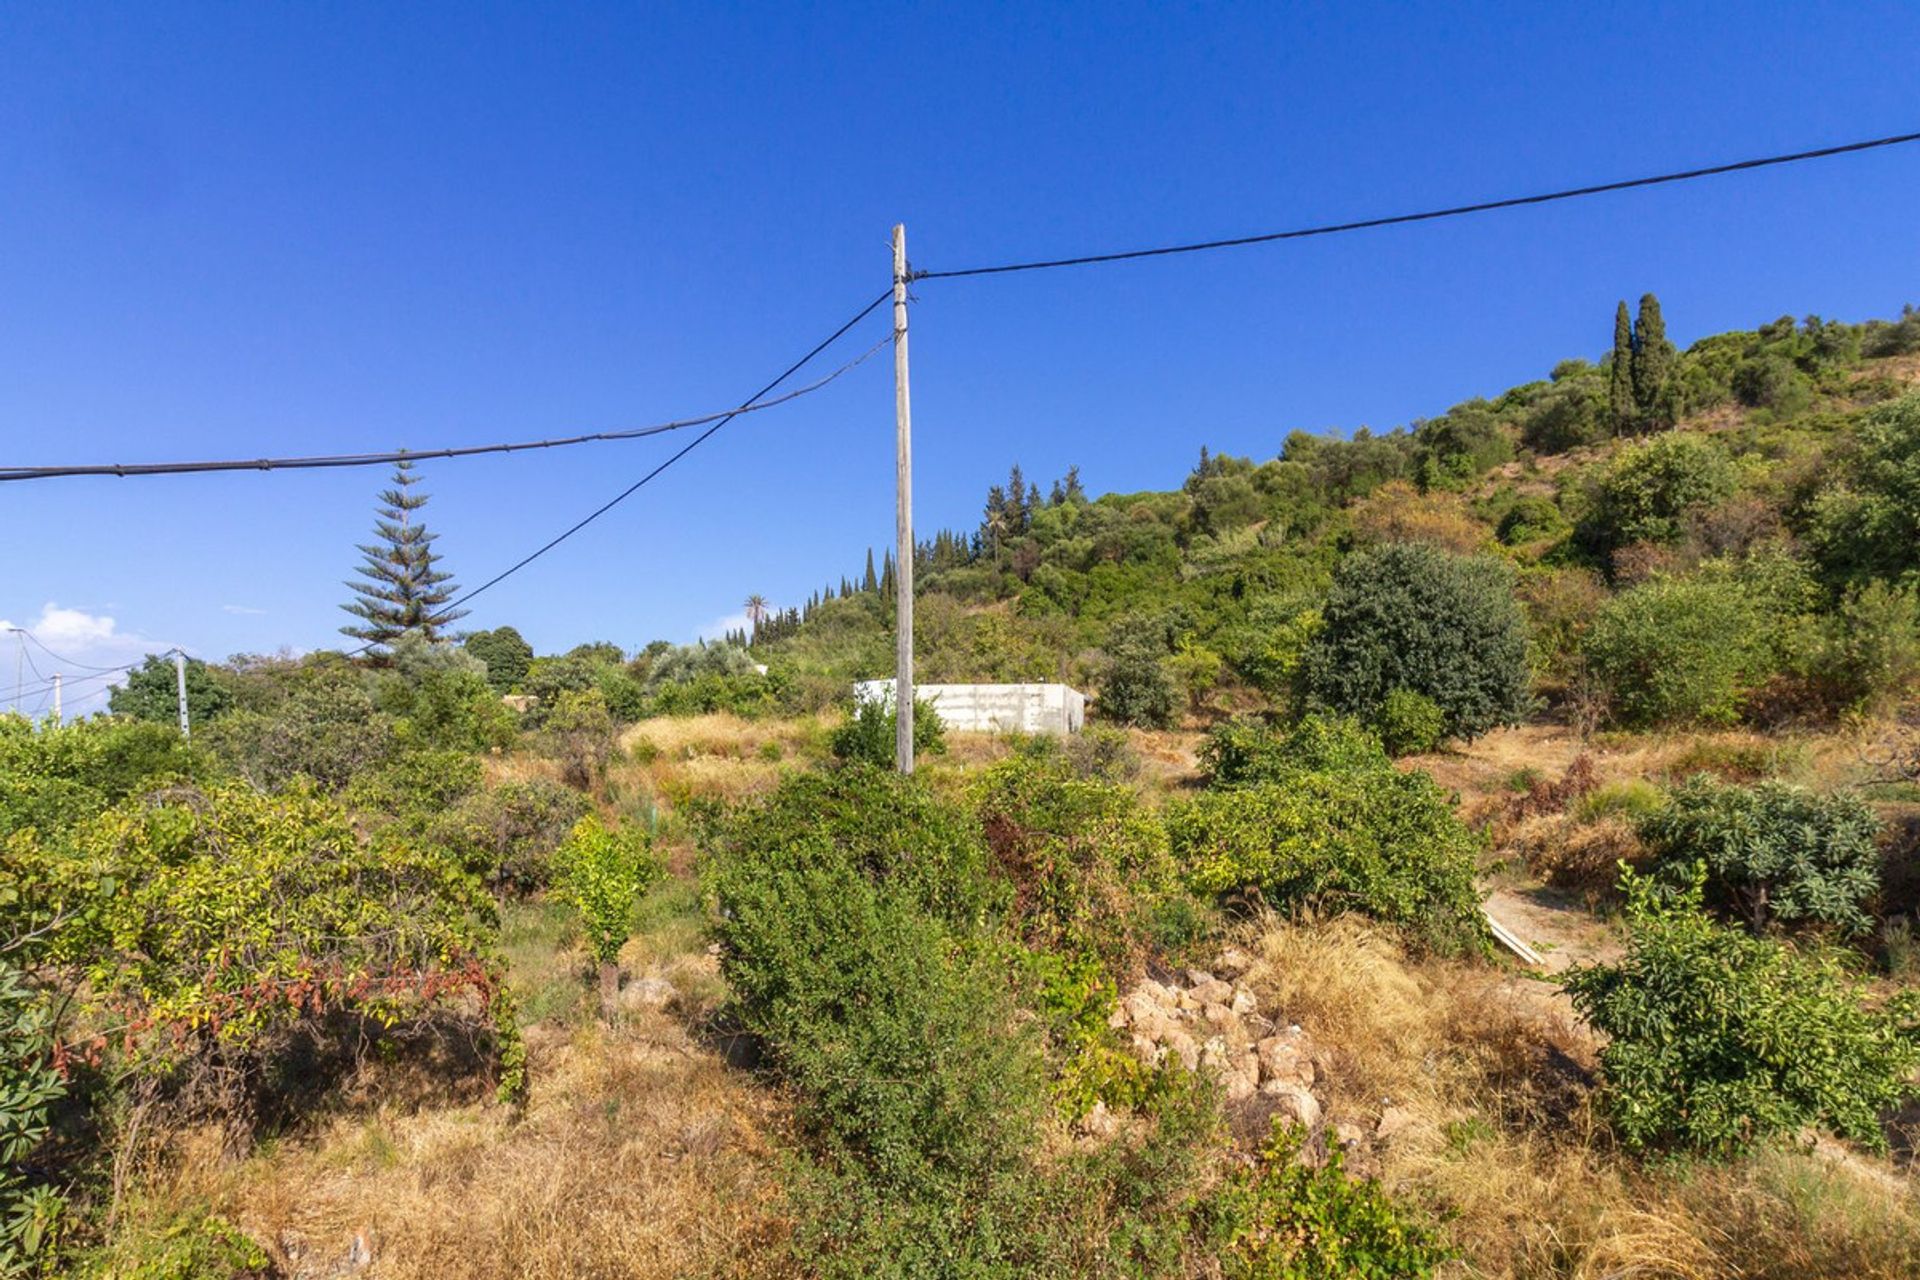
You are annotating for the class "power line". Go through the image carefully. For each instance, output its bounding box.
[343,287,895,646]
[14,628,143,673]
[0,336,890,483]
[912,129,1920,281]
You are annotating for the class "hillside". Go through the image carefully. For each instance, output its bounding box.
[7,299,1920,1279]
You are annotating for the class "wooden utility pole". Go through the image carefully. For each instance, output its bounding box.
[892,224,915,774]
[50,673,61,722]
[173,649,190,739]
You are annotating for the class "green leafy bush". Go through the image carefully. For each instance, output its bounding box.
[1172,719,1487,953]
[1567,869,1920,1157]
[462,625,534,694]
[541,689,615,789]
[1495,494,1570,546]
[1199,714,1383,788]
[203,665,396,792]
[1581,432,1736,558]
[427,778,591,892]
[705,769,1043,1270]
[4,782,514,1132]
[1581,575,1766,727]
[828,695,944,765]
[1300,542,1530,741]
[1099,616,1180,728]
[1805,392,1920,586]
[1641,778,1881,936]
[0,964,62,1275]
[108,653,231,729]
[0,716,200,841]
[554,815,660,1016]
[1375,687,1445,756]
[973,747,1184,972]
[1811,580,1920,713]
[1206,1122,1454,1279]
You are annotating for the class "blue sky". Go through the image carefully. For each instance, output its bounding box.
[3,2,1918,714]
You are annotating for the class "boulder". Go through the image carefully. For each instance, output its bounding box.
[618,976,679,1011]
[1188,976,1234,1006]
[1261,1083,1321,1130]
[1255,1032,1316,1089]
[1229,987,1258,1016]
[1215,946,1255,978]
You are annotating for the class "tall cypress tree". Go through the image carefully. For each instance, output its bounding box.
[340,459,466,650]
[862,548,878,593]
[1631,293,1676,429]
[1609,300,1636,433]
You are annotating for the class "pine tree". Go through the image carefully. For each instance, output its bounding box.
[1609,300,1636,433]
[1062,465,1086,503]
[1026,483,1041,523]
[1631,293,1676,430]
[1006,465,1029,533]
[340,459,466,651]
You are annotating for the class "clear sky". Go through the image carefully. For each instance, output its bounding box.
[3,2,1917,714]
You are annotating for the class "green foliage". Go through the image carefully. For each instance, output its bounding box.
[541,689,615,789]
[66,1205,271,1280]
[202,664,397,792]
[1495,495,1570,546]
[1581,574,1766,728]
[4,782,509,1128]
[1640,777,1882,936]
[1414,401,1513,489]
[1206,1122,1454,1279]
[426,778,590,892]
[1812,580,1920,712]
[973,747,1184,972]
[1582,433,1736,557]
[1022,948,1160,1120]
[0,716,201,841]
[1300,542,1530,741]
[1100,616,1180,728]
[462,625,533,694]
[1375,687,1444,756]
[0,964,62,1275]
[1630,293,1678,429]
[108,654,230,729]
[828,695,944,766]
[553,816,660,968]
[1567,869,1920,1157]
[705,769,1044,1265]
[1806,392,1920,586]
[1174,718,1487,953]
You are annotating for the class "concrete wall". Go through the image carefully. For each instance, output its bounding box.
[853,679,1087,735]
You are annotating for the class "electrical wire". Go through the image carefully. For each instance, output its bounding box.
[15,628,145,673]
[0,332,892,483]
[910,129,1920,281]
[341,287,896,651]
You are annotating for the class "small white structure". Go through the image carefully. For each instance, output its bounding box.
[853,679,1088,735]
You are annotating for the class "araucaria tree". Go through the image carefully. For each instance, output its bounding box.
[340,459,467,650]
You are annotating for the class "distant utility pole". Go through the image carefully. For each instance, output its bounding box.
[173,649,190,739]
[892,223,915,775]
[50,673,61,722]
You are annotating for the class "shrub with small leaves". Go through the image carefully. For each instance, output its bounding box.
[1640,777,1882,936]
[1206,1122,1454,1279]
[553,816,660,1015]
[1374,687,1445,756]
[1567,868,1920,1158]
[829,696,944,765]
[0,963,62,1275]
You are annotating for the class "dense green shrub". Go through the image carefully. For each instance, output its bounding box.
[973,747,1184,972]
[426,778,590,891]
[1199,714,1383,787]
[1099,617,1179,728]
[1581,432,1736,558]
[0,964,62,1274]
[1206,1123,1454,1279]
[1300,542,1530,741]
[1810,580,1920,713]
[3,782,513,1131]
[1641,777,1882,936]
[1581,575,1766,727]
[705,770,1043,1267]
[1375,687,1445,756]
[0,717,201,841]
[1803,392,1920,586]
[829,695,945,766]
[202,666,396,792]
[1496,494,1570,546]
[1567,870,1920,1157]
[1173,719,1487,952]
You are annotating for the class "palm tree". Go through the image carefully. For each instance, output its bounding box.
[743,594,770,640]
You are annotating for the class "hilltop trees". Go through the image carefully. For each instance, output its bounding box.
[109,652,231,727]
[1608,293,1679,433]
[340,460,467,651]
[464,626,534,694]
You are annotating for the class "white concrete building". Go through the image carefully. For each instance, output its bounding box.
[853,679,1088,735]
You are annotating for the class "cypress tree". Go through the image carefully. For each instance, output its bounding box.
[340,459,466,651]
[1631,293,1676,429]
[880,549,896,597]
[862,548,878,593]
[1609,300,1636,432]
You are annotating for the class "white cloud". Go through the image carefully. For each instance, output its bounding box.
[696,610,752,643]
[221,604,268,616]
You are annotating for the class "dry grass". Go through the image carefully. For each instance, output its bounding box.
[1239,913,1920,1280]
